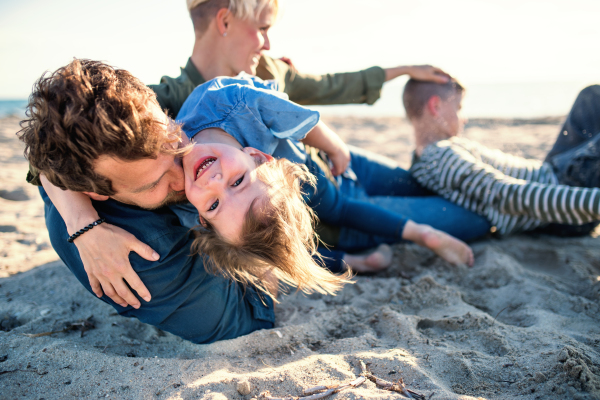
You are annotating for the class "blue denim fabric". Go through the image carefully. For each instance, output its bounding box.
[177,73,319,163]
[316,247,347,273]
[176,75,491,260]
[334,146,492,252]
[541,85,600,236]
[304,155,409,240]
[40,187,274,344]
[546,85,600,165]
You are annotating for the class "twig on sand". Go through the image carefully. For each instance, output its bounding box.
[490,306,509,328]
[22,316,96,338]
[359,359,425,400]
[0,368,48,376]
[258,376,366,400]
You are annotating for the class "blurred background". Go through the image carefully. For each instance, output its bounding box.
[0,0,598,118]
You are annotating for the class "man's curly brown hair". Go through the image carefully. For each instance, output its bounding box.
[18,58,182,195]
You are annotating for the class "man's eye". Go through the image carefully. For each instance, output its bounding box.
[209,199,219,211]
[233,176,244,187]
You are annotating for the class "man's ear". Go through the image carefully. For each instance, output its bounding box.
[215,7,231,36]
[242,147,274,165]
[426,95,442,117]
[82,192,110,202]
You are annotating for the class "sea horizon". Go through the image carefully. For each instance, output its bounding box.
[1,80,591,120]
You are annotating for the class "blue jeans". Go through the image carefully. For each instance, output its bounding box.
[40,188,274,344]
[542,85,600,236]
[329,146,491,253]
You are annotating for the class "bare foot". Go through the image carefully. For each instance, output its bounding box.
[402,221,474,266]
[343,244,393,273]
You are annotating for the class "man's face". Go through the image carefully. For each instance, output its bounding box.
[92,106,186,210]
[437,92,466,138]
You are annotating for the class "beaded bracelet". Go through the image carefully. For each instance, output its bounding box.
[67,218,106,243]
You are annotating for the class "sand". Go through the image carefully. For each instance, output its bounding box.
[1,114,599,400]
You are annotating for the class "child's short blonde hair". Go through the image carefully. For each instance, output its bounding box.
[191,157,352,299]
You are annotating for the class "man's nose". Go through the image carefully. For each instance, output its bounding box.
[170,161,185,192]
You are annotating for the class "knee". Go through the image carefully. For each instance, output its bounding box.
[577,85,600,102]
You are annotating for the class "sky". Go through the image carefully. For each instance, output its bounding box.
[0,0,598,117]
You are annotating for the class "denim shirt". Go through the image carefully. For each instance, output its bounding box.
[176,75,409,243]
[176,74,320,164]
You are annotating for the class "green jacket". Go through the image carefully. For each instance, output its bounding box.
[151,56,386,117]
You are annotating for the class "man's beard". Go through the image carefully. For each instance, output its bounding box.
[151,190,188,209]
[113,190,188,210]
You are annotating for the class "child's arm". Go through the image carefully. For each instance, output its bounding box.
[40,176,156,308]
[300,121,350,176]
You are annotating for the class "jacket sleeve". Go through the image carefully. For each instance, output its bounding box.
[256,56,386,106]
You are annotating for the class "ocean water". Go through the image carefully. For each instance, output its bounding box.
[0,81,593,120]
[0,100,28,118]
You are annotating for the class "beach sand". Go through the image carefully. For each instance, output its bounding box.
[1,114,599,400]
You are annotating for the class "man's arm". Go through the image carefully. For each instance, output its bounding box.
[41,187,274,343]
[39,176,157,308]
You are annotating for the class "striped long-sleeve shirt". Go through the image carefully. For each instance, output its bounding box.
[410,137,600,235]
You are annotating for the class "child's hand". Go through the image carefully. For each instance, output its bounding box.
[327,141,350,176]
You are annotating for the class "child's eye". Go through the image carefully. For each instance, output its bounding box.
[208,199,219,211]
[233,176,244,187]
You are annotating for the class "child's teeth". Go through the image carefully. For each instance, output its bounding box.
[196,159,215,179]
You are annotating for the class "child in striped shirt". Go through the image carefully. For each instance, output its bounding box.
[404,79,600,235]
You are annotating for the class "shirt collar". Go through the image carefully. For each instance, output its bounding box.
[184,58,206,87]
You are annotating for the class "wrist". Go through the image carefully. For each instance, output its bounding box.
[384,66,410,82]
[66,212,101,235]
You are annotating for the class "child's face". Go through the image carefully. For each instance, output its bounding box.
[437,92,466,138]
[183,143,270,243]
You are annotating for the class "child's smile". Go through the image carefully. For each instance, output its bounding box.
[194,156,217,180]
[183,141,273,243]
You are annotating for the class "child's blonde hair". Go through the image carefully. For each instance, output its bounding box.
[191,157,352,299]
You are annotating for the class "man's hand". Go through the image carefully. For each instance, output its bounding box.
[73,223,159,308]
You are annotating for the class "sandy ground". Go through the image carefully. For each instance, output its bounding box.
[1,114,599,400]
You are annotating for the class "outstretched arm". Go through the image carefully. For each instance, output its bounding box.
[40,175,157,308]
[383,65,450,84]
[262,56,449,106]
